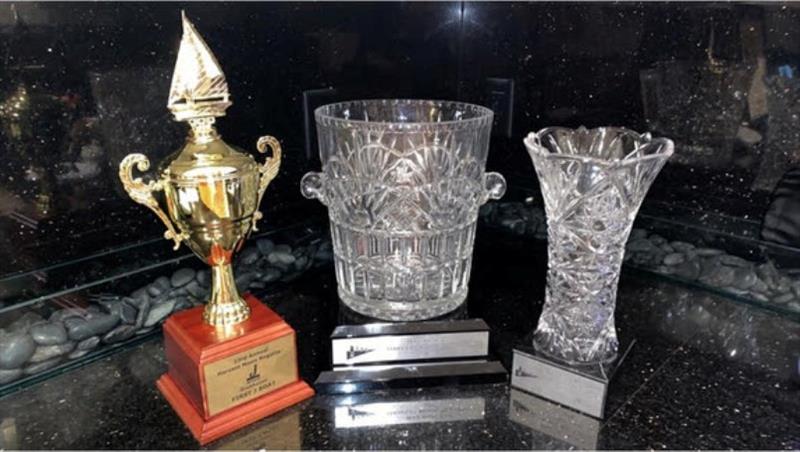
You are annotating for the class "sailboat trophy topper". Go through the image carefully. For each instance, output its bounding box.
[118,12,313,444]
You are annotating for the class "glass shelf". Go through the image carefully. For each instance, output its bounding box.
[480,179,800,322]
[0,218,333,395]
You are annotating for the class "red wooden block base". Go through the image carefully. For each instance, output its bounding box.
[156,294,314,445]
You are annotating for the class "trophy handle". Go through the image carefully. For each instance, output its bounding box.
[119,154,187,250]
[251,135,282,232]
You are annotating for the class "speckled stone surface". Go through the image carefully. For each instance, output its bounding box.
[0,236,798,449]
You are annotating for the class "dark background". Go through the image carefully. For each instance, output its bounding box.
[1,1,799,278]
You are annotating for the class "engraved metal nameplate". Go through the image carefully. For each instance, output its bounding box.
[203,333,297,416]
[331,319,490,366]
[334,397,485,428]
[510,340,635,419]
[508,389,599,450]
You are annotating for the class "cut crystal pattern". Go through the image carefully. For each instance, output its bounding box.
[524,127,673,364]
[304,100,505,320]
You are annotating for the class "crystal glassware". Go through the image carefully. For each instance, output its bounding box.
[302,99,506,321]
[524,127,673,364]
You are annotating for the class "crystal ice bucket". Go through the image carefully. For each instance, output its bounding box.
[302,100,506,320]
[524,127,673,364]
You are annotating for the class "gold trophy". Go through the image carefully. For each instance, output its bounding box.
[118,12,313,445]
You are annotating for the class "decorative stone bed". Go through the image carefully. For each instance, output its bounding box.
[0,236,333,386]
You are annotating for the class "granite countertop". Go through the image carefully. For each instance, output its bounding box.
[0,234,798,450]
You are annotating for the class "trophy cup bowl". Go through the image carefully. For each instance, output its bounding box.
[119,134,281,327]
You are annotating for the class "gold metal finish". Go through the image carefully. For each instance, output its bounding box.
[168,11,231,122]
[119,154,188,250]
[118,12,282,328]
[252,135,282,232]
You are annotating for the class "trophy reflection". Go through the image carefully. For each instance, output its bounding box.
[118,12,312,444]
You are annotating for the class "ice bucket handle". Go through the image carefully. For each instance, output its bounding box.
[251,135,283,232]
[482,172,507,204]
[119,154,188,250]
[300,171,326,205]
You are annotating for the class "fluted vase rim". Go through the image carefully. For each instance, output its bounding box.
[524,126,674,169]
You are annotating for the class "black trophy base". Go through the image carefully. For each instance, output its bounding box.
[510,336,635,418]
[314,360,508,395]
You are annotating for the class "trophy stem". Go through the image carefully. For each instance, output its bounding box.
[203,262,251,327]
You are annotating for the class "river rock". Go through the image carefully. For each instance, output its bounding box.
[775,276,792,294]
[170,268,196,288]
[732,267,757,290]
[695,247,723,257]
[135,327,154,335]
[751,292,769,302]
[749,277,769,294]
[102,325,138,344]
[239,247,260,266]
[772,292,794,305]
[720,254,749,267]
[49,308,85,323]
[29,322,68,345]
[757,263,779,286]
[257,238,275,256]
[24,357,62,375]
[294,256,310,271]
[185,280,207,299]
[76,336,100,351]
[627,239,656,253]
[0,368,22,384]
[235,273,257,292]
[147,276,171,297]
[98,298,138,325]
[196,269,210,286]
[655,265,675,275]
[261,268,281,283]
[629,229,648,241]
[674,260,701,280]
[64,313,120,341]
[649,234,667,246]
[144,298,176,327]
[670,241,696,253]
[67,349,89,360]
[28,342,75,363]
[127,297,150,329]
[268,250,296,266]
[173,296,192,312]
[130,287,150,303]
[699,265,735,287]
[8,312,44,333]
[314,247,333,262]
[0,332,36,369]
[663,253,685,266]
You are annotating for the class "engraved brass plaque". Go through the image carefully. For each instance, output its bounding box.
[204,333,297,416]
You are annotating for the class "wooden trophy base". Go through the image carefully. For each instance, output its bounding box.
[156,294,314,445]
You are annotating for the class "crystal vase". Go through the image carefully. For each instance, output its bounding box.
[302,99,506,321]
[523,127,673,364]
